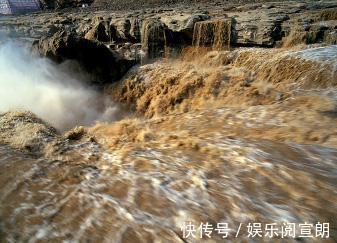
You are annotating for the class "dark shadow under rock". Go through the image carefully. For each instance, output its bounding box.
[32,30,135,85]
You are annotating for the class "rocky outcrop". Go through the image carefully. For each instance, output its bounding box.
[1,1,337,52]
[161,13,210,47]
[227,9,289,47]
[129,18,143,42]
[83,17,143,44]
[33,30,135,84]
[110,18,132,42]
[281,7,337,46]
[84,21,110,42]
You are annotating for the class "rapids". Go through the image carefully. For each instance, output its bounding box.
[0,36,337,242]
[0,124,336,241]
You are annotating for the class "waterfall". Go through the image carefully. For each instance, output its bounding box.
[192,19,231,51]
[130,17,142,42]
[141,19,166,62]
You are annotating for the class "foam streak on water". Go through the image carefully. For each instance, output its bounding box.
[0,124,336,242]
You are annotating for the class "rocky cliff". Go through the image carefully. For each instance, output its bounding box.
[1,1,336,49]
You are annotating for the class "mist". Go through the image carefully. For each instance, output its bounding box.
[0,39,123,131]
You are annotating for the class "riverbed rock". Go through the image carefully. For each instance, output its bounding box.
[281,7,337,46]
[2,1,337,48]
[227,9,289,47]
[33,30,135,84]
[130,18,143,42]
[161,13,210,46]
[84,21,110,42]
[110,18,132,42]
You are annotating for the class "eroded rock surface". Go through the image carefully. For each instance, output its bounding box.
[33,30,135,84]
[1,1,336,48]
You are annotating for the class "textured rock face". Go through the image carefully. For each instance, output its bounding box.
[82,17,143,43]
[161,14,210,45]
[281,8,337,46]
[33,30,135,84]
[228,9,289,46]
[1,1,337,49]
[110,18,132,41]
[84,21,110,42]
[129,18,143,42]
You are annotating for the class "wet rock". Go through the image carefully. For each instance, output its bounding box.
[280,6,337,47]
[228,9,289,47]
[324,30,337,45]
[162,14,211,49]
[110,18,132,42]
[161,13,210,38]
[84,21,110,42]
[33,30,135,84]
[46,24,61,36]
[0,111,58,153]
[76,22,92,37]
[114,42,142,62]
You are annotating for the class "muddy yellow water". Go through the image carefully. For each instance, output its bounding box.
[1,103,337,242]
[1,46,337,242]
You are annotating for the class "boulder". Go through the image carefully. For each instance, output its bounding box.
[33,30,135,84]
[76,22,92,37]
[110,18,132,42]
[101,18,143,43]
[84,21,110,42]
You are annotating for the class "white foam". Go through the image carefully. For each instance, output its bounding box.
[0,39,122,131]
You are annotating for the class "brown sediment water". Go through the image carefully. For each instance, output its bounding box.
[1,44,337,242]
[192,19,232,51]
[0,109,337,241]
[141,19,166,61]
[107,45,337,119]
